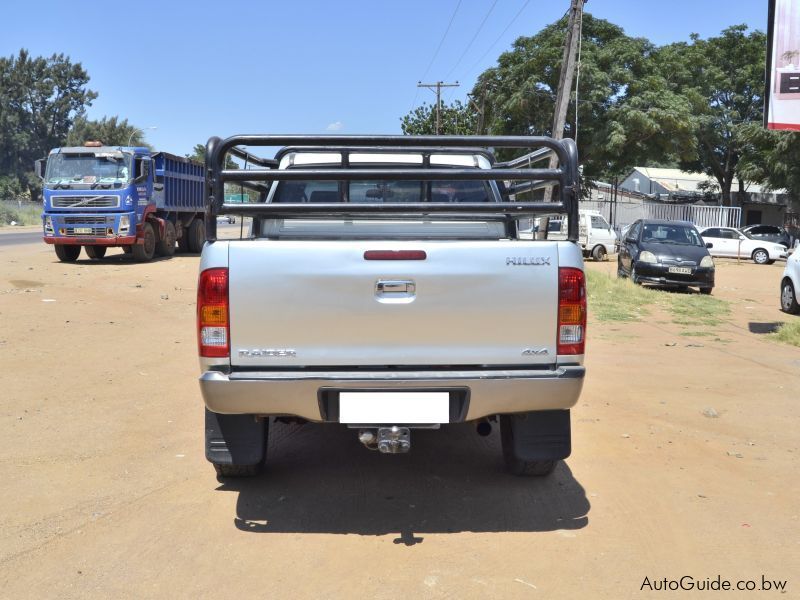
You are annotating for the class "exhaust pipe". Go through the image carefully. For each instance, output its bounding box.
[476,420,492,437]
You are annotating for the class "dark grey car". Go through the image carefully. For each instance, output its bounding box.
[740,225,791,249]
[617,219,715,294]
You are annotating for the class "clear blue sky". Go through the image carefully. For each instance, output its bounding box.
[1,1,767,156]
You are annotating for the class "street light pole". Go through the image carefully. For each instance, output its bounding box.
[127,126,157,147]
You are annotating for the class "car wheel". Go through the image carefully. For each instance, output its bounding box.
[54,245,81,262]
[631,263,640,285]
[617,257,627,279]
[592,245,607,261]
[752,249,769,265]
[84,245,106,260]
[155,220,176,257]
[781,279,800,314]
[700,287,713,295]
[132,222,156,262]
[187,218,206,254]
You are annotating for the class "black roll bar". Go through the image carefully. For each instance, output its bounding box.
[204,135,580,242]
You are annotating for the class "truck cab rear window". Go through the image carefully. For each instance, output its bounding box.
[272,180,492,204]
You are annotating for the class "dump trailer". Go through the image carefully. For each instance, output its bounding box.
[197,134,586,479]
[37,142,205,262]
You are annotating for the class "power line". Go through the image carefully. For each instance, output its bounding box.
[445,0,501,80]
[421,0,463,82]
[409,0,463,115]
[463,0,532,79]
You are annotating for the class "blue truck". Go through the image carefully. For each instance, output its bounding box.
[36,142,206,262]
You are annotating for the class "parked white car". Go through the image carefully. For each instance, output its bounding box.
[699,226,787,265]
[780,249,800,313]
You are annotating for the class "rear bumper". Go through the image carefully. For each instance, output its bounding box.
[199,366,585,422]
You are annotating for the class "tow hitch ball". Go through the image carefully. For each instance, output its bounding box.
[358,426,411,454]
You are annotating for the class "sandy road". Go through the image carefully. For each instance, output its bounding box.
[0,234,798,599]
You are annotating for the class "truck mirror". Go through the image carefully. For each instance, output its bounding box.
[34,158,46,180]
[706,242,714,248]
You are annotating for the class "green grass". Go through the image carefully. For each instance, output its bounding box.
[0,200,41,226]
[586,269,731,333]
[771,320,800,347]
[668,294,730,327]
[586,269,659,322]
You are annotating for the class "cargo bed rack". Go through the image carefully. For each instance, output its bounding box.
[204,135,579,242]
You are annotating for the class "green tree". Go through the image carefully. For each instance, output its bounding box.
[0,49,96,199]
[661,26,768,204]
[187,143,238,168]
[400,100,478,135]
[66,115,152,148]
[738,124,800,199]
[471,15,691,178]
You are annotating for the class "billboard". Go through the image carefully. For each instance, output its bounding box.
[766,0,800,129]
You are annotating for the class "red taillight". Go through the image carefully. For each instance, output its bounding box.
[197,267,229,358]
[558,267,586,355]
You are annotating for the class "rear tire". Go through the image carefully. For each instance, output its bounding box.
[177,226,190,253]
[54,245,81,262]
[591,245,607,261]
[84,245,106,260]
[155,220,176,257]
[132,222,156,262]
[187,218,205,253]
[781,279,800,314]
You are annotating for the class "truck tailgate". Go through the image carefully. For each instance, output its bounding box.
[229,240,560,368]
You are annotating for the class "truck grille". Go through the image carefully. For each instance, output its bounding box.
[52,195,120,208]
[63,216,109,225]
[64,227,110,237]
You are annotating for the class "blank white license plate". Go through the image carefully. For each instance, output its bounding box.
[74,227,92,234]
[339,392,450,424]
[668,266,692,275]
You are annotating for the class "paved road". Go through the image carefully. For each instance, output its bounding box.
[0,222,244,247]
[0,229,41,246]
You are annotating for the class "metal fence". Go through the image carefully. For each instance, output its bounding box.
[582,200,741,235]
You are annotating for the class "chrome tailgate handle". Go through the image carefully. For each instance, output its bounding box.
[375,279,416,302]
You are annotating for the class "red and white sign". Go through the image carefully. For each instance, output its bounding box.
[766,0,800,130]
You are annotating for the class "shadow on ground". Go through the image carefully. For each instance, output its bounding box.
[217,421,590,542]
[749,322,783,334]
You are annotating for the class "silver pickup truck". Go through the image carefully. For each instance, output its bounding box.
[198,135,585,478]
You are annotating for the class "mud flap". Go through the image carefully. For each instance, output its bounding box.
[205,408,266,466]
[502,409,571,461]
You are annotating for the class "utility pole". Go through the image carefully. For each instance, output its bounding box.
[418,81,460,134]
[544,0,585,202]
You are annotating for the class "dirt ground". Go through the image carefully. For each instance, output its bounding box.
[1,230,798,599]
